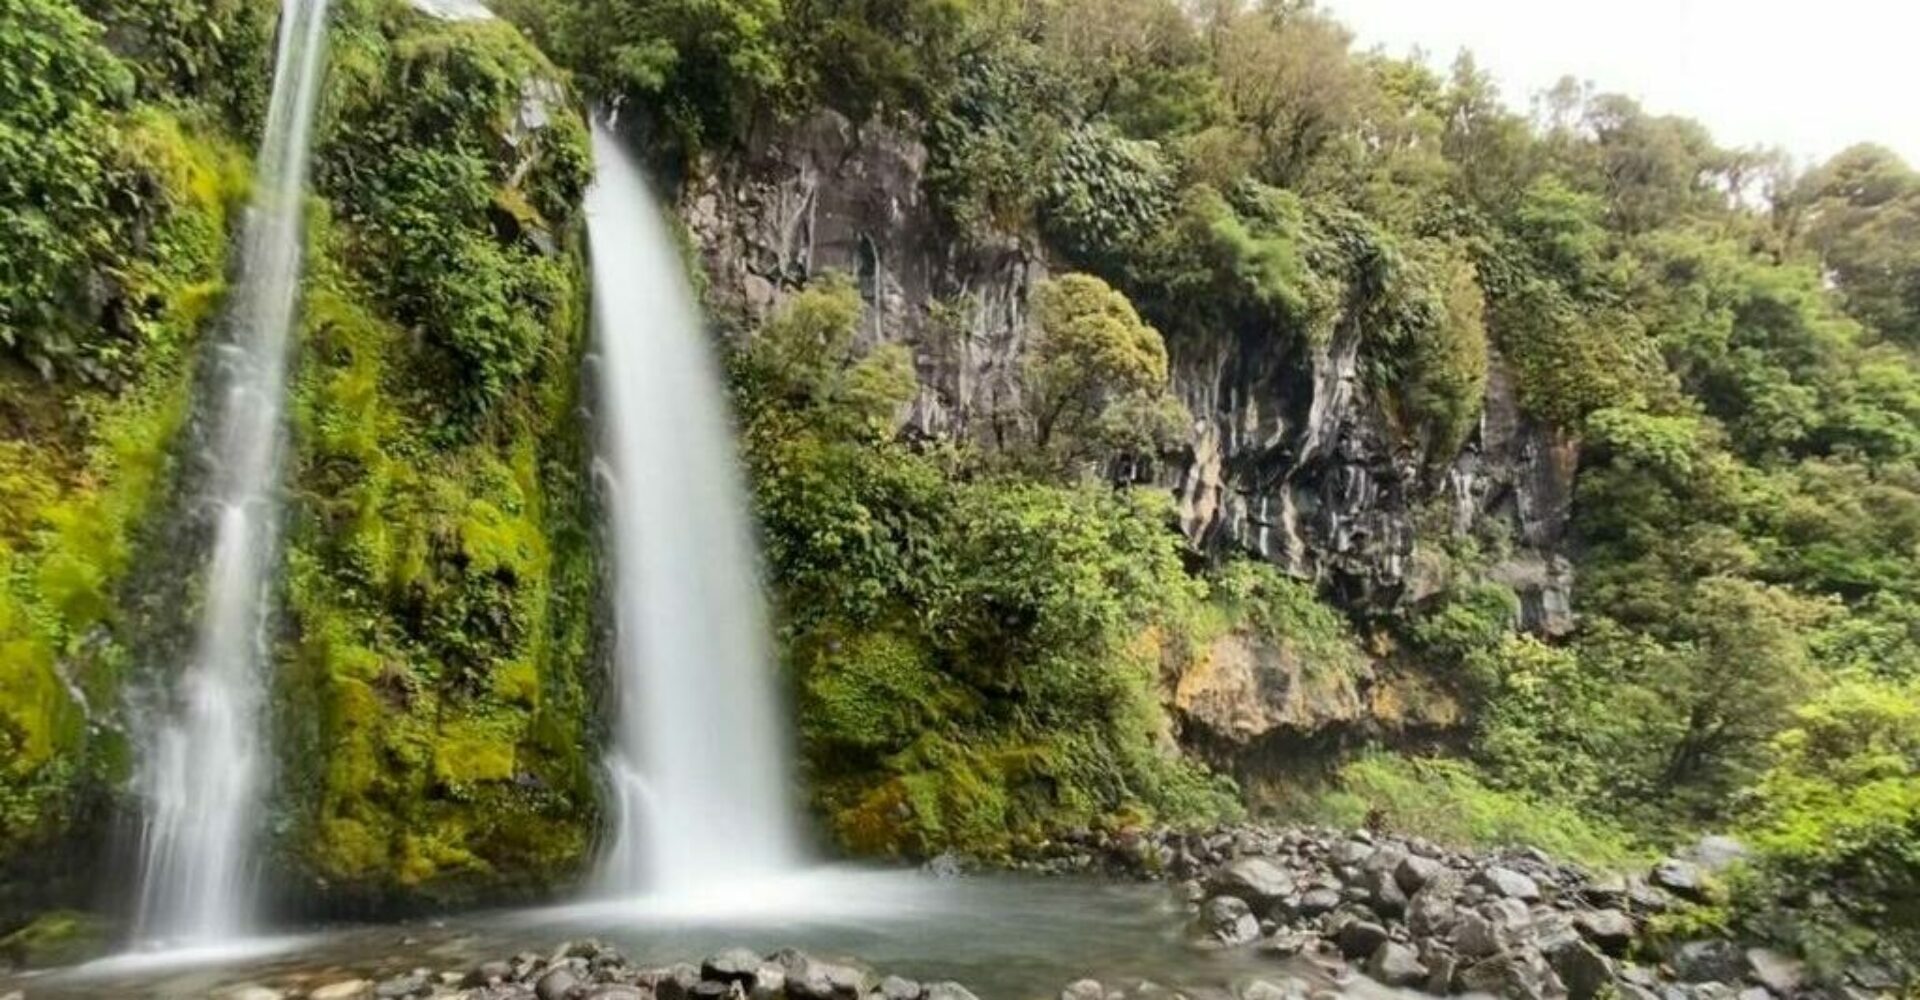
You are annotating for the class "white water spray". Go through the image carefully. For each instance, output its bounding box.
[133,0,330,946]
[585,120,801,897]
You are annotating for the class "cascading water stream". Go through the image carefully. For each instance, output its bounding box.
[584,120,802,898]
[132,0,331,946]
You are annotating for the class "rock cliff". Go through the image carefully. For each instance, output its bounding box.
[680,109,1577,632]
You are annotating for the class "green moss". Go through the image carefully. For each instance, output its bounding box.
[0,909,108,968]
[0,97,245,859]
[433,719,519,791]
[271,3,598,901]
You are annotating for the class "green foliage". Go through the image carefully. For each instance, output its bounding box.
[314,0,590,427]
[496,0,782,152]
[738,283,1238,857]
[0,909,106,967]
[1021,273,1185,472]
[924,40,1071,235]
[1208,561,1367,677]
[741,273,917,437]
[1735,679,1920,975]
[1790,144,1920,349]
[273,3,598,899]
[0,81,242,859]
[74,0,273,128]
[0,0,133,378]
[1042,124,1176,266]
[1292,753,1642,869]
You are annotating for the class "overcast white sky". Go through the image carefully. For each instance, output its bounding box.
[1321,0,1920,169]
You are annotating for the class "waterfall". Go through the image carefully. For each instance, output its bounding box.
[585,120,802,897]
[132,0,330,946]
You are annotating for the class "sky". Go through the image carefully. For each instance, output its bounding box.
[1321,0,1920,169]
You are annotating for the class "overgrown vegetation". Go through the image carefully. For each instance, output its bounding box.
[274,0,597,902]
[736,278,1240,856]
[2,0,1917,981]
[1,0,248,868]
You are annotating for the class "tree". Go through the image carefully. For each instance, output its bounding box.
[1038,0,1215,137]
[1790,144,1920,348]
[1740,678,1920,973]
[1203,1,1367,187]
[1021,273,1186,473]
[742,274,918,437]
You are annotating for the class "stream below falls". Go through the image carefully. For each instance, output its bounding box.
[7,870,1415,1000]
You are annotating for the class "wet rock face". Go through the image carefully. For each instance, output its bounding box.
[681,111,1042,440]
[684,112,1576,628]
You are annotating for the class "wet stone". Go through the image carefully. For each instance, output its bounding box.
[702,949,763,985]
[1364,941,1427,988]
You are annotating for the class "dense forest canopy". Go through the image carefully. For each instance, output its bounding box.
[1,0,1917,983]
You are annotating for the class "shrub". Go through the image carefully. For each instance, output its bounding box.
[1295,753,1643,869]
[1735,679,1920,976]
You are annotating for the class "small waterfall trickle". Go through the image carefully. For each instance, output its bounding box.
[584,119,802,897]
[132,0,331,946]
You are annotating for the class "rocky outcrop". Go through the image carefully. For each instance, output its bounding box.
[1171,629,1463,755]
[682,111,1043,439]
[681,112,1576,632]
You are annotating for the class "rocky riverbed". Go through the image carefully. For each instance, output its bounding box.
[0,827,1871,1000]
[1002,825,1829,1000]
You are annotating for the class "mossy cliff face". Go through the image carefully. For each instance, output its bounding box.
[1,0,600,917]
[1,0,255,916]
[274,0,595,909]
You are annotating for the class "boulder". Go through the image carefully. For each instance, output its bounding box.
[1407,888,1458,938]
[1475,867,1544,902]
[1364,942,1428,988]
[1458,951,1558,1000]
[878,975,924,1000]
[1335,920,1391,959]
[1452,912,1502,959]
[310,982,374,1000]
[534,967,580,1000]
[1672,940,1744,983]
[1742,949,1804,996]
[1060,980,1105,1000]
[1241,979,1307,1000]
[1209,857,1297,908]
[1201,894,1262,946]
[466,961,516,988]
[641,963,703,1000]
[923,983,980,1000]
[1547,940,1615,1000]
[1292,887,1342,918]
[702,949,763,985]
[1395,855,1446,895]
[772,950,869,999]
[1573,909,1636,955]
[1651,859,1708,901]
[1359,866,1408,918]
[375,973,431,1000]
[581,989,648,1000]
